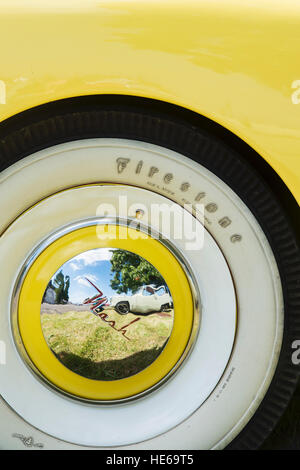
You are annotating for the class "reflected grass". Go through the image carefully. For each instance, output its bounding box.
[41,307,173,380]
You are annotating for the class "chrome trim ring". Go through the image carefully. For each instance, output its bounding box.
[11,217,200,405]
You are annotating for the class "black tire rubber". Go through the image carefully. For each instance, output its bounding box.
[115,301,130,315]
[0,104,300,450]
[160,303,171,312]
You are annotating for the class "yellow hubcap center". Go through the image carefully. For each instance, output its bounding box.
[18,225,194,401]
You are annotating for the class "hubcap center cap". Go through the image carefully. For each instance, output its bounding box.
[40,247,174,381]
[16,221,196,402]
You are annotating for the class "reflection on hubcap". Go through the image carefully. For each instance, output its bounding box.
[14,219,198,402]
[41,248,174,381]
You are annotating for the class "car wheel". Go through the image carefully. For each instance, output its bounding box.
[115,302,130,315]
[160,304,171,312]
[0,105,299,450]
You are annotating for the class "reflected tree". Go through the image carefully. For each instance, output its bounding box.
[110,250,165,294]
[53,271,70,304]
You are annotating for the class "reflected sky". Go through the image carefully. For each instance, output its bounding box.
[49,248,115,304]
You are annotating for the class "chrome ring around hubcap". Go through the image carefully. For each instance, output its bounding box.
[11,217,200,404]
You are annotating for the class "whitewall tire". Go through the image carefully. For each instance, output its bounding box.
[0,106,299,450]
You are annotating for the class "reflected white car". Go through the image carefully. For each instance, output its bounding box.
[111,285,173,315]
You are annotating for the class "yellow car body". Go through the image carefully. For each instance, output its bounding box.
[2,1,300,449]
[0,0,299,205]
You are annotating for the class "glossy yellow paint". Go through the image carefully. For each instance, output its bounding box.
[18,225,194,400]
[0,1,299,202]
